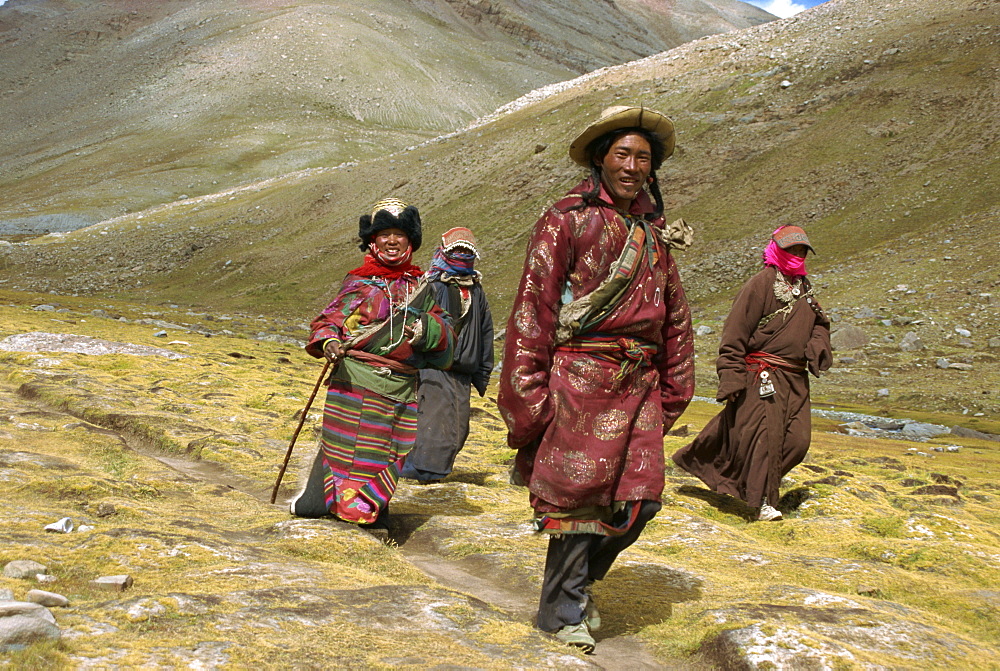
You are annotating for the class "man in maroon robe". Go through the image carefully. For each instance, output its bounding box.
[497,106,695,652]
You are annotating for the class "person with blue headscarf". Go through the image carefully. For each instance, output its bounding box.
[402,227,494,483]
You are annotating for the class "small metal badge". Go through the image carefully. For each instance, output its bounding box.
[792,286,801,296]
[759,370,775,398]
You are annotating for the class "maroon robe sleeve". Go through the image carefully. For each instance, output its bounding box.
[497,207,573,449]
[657,253,695,432]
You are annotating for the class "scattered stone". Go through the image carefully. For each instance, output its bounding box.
[35,575,57,584]
[898,331,924,351]
[839,356,857,365]
[948,362,973,371]
[935,358,950,369]
[946,445,960,453]
[695,325,715,336]
[867,418,905,431]
[955,327,971,337]
[95,502,117,517]
[831,325,868,350]
[856,585,880,597]
[3,560,47,579]
[988,336,1000,349]
[901,422,949,439]
[877,388,889,397]
[154,330,168,337]
[0,590,13,601]
[32,305,56,312]
[26,590,69,608]
[950,426,1000,442]
[533,144,547,154]
[853,307,877,319]
[0,606,60,651]
[43,517,74,533]
[836,422,875,436]
[90,575,134,592]
[0,602,55,624]
[668,424,690,437]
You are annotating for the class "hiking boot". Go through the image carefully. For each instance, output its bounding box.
[583,583,601,632]
[757,499,783,521]
[554,621,595,653]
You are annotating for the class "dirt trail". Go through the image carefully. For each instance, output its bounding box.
[145,442,677,667]
[8,383,686,668]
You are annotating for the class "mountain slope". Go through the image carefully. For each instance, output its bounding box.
[0,0,773,229]
[2,0,998,419]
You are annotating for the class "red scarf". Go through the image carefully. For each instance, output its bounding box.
[349,253,422,281]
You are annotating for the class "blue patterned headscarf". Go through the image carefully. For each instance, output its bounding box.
[428,247,476,278]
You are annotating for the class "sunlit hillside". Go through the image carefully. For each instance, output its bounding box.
[3,0,996,419]
[0,0,772,229]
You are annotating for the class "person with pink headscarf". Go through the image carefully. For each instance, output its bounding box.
[672,225,832,521]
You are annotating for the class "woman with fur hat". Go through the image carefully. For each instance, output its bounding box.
[672,225,832,522]
[290,198,455,528]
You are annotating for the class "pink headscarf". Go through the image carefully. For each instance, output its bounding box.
[762,226,807,277]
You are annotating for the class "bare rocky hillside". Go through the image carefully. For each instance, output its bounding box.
[1,0,999,666]
[0,0,772,229]
[2,0,995,420]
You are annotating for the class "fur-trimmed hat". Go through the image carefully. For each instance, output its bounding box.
[357,197,422,252]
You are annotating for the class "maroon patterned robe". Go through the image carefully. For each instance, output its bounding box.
[497,179,695,515]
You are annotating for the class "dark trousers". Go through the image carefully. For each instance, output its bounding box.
[536,501,661,632]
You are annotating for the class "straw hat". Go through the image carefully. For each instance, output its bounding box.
[568,106,675,167]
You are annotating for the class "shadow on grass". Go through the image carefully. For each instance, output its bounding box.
[388,512,433,545]
[675,484,755,520]
[596,563,704,639]
[674,485,813,521]
[444,470,493,486]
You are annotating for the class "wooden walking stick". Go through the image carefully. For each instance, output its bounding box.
[270,359,331,504]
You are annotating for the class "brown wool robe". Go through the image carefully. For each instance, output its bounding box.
[672,265,832,509]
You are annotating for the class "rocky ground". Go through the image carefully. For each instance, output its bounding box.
[1,292,998,668]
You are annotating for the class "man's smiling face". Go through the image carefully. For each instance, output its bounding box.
[596,132,652,210]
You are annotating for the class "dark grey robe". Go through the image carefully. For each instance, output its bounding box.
[402,276,493,481]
